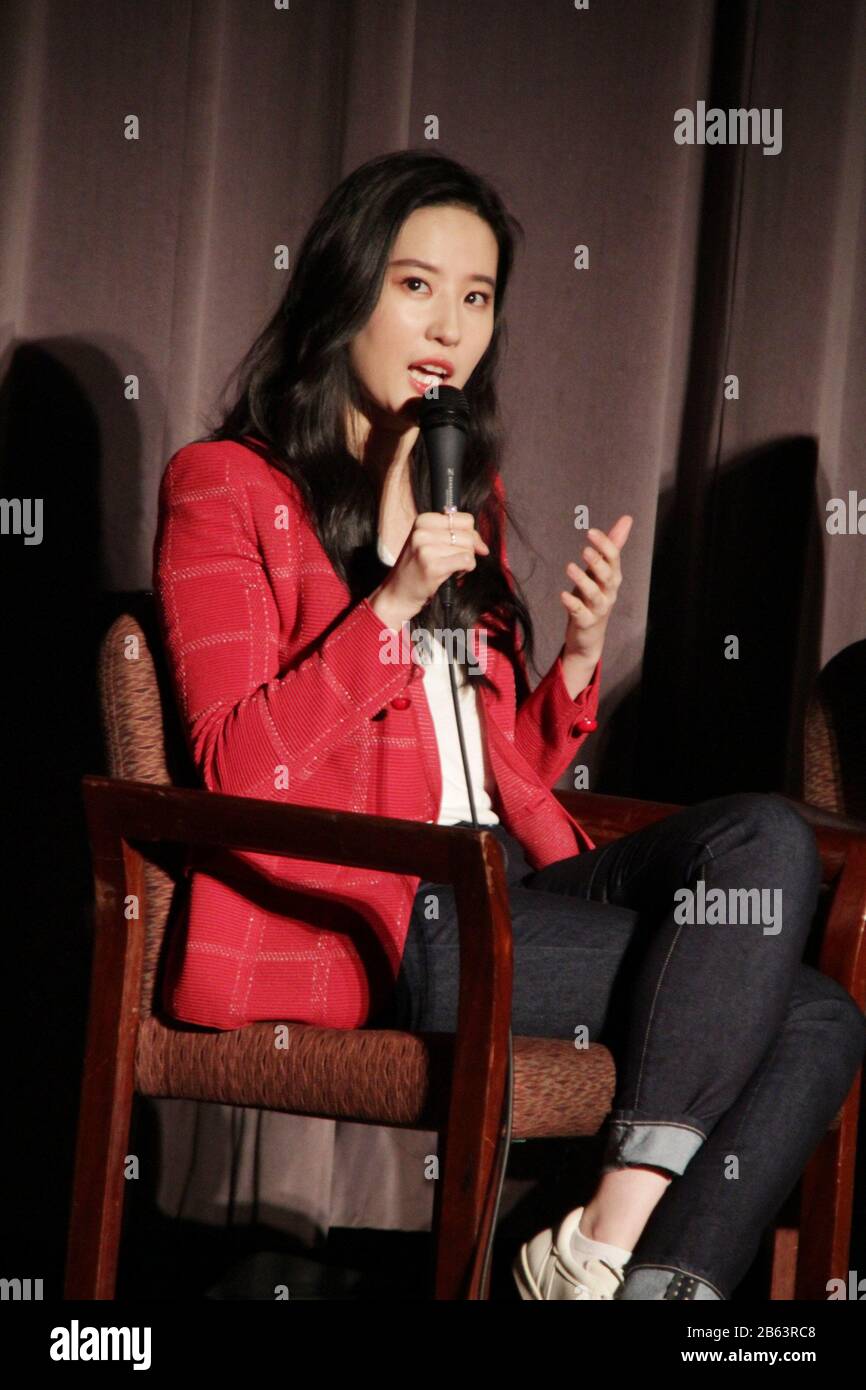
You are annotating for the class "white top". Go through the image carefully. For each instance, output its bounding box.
[377,535,500,826]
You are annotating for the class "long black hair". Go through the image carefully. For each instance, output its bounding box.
[199,147,539,693]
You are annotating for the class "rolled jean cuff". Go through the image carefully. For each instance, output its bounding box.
[616,1264,725,1301]
[600,1110,707,1177]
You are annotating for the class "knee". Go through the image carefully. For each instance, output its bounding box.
[803,970,866,1081]
[831,993,866,1078]
[826,996,866,1103]
[726,791,822,886]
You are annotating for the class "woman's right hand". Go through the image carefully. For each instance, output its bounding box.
[370,511,491,629]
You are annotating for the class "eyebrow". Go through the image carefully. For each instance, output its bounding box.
[389,258,496,289]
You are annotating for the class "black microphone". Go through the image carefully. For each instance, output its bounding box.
[417,384,471,614]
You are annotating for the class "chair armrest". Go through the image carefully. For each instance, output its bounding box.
[82,772,508,884]
[554,787,866,884]
[774,793,866,837]
[553,787,683,842]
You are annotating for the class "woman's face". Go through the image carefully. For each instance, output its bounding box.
[348,204,498,443]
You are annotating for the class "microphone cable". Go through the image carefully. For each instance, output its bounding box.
[447,600,514,1301]
[420,383,515,1301]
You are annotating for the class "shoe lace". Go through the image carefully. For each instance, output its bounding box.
[554,1253,623,1300]
[598,1258,626,1299]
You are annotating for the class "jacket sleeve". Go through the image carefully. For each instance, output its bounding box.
[152,442,417,798]
[490,472,602,789]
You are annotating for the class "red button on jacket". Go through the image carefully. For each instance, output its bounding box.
[390,695,411,710]
[572,716,598,734]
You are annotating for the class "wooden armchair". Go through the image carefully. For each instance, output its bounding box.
[64,601,866,1300]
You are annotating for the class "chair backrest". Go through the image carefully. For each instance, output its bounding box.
[98,593,195,787]
[97,594,195,1018]
[804,639,866,821]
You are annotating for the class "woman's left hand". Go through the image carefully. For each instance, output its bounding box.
[561,515,633,663]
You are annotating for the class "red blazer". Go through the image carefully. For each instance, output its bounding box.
[152,439,602,1030]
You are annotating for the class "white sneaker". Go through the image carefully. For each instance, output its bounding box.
[512,1206,627,1300]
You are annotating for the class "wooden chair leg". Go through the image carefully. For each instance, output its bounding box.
[430,1123,473,1299]
[430,1125,459,1298]
[794,1086,861,1300]
[64,1057,136,1299]
[769,1223,799,1299]
[430,1120,503,1300]
[65,836,144,1299]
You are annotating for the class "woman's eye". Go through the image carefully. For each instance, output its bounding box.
[402,276,490,306]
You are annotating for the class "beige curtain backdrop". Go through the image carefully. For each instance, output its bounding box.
[4,0,865,1261]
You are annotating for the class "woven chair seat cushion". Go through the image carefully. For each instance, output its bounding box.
[136,1016,615,1139]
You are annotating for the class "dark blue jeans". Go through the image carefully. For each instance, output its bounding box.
[384,792,866,1300]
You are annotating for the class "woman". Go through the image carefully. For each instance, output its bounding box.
[153,149,866,1302]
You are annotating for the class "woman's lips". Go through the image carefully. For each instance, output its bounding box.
[408,369,446,395]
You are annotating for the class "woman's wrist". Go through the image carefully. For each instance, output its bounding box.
[369,584,415,633]
[560,647,600,700]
